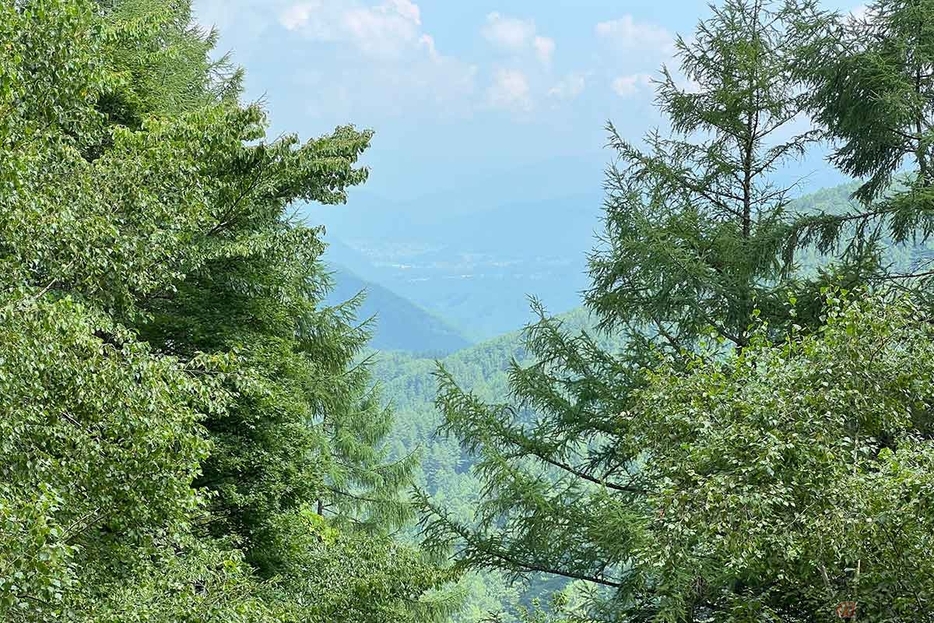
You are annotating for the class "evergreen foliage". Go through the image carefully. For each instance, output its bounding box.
[375,306,619,623]
[420,2,819,613]
[590,0,815,352]
[416,1,934,621]
[786,0,934,278]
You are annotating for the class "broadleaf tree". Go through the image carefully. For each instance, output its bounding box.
[0,1,456,621]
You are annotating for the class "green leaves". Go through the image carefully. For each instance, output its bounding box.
[0,295,213,621]
[1,1,449,621]
[785,0,934,279]
[633,295,934,620]
[794,0,934,201]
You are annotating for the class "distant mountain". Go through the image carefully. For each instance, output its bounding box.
[315,193,603,341]
[313,181,880,343]
[325,264,471,356]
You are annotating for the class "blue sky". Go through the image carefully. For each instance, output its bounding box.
[193,0,862,230]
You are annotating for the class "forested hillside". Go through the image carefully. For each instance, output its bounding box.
[370,306,623,621]
[325,265,471,356]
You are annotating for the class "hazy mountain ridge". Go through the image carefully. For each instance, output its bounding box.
[325,265,472,356]
[319,180,867,342]
[319,193,604,340]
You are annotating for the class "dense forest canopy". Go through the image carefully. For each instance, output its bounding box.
[0,1,455,621]
[3,0,934,622]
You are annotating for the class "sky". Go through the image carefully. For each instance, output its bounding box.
[192,0,862,232]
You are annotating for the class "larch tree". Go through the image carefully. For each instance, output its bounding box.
[419,0,822,618]
[786,0,934,281]
[589,0,818,354]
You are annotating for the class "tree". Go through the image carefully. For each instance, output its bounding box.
[589,0,816,354]
[420,2,819,618]
[1,1,455,620]
[623,293,934,621]
[419,0,934,619]
[1,2,269,620]
[786,0,934,280]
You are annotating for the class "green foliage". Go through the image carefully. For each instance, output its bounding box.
[73,538,279,623]
[419,294,934,621]
[373,305,624,622]
[590,0,815,352]
[0,294,216,621]
[418,5,825,618]
[786,0,934,276]
[793,0,934,203]
[630,294,934,620]
[1,0,454,620]
[419,312,637,613]
[14,0,934,620]
[263,507,462,623]
[377,184,872,619]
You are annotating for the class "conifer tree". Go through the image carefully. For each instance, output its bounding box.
[422,1,934,619]
[786,0,934,278]
[94,0,453,611]
[421,0,810,581]
[589,0,816,353]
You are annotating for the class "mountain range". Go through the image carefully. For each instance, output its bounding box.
[324,265,471,356]
[312,157,859,345]
[318,192,603,341]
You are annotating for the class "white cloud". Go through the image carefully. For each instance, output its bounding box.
[488,68,532,111]
[482,12,555,66]
[419,33,440,62]
[595,15,674,99]
[533,36,555,65]
[386,0,420,24]
[280,2,317,30]
[482,12,536,50]
[548,73,586,100]
[279,0,477,118]
[281,0,425,59]
[344,0,425,58]
[612,73,653,98]
[596,15,674,54]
